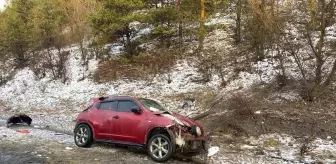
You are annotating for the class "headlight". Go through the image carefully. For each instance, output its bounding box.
[196,126,202,136]
[189,125,202,136]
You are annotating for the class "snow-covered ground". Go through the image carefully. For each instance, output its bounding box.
[1,125,335,164]
[209,133,336,164]
[0,49,222,113]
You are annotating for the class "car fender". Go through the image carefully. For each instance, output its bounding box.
[75,120,96,139]
[145,125,176,152]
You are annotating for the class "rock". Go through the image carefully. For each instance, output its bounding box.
[240,145,255,149]
[255,149,265,155]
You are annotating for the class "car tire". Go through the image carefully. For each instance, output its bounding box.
[147,134,173,163]
[74,124,93,148]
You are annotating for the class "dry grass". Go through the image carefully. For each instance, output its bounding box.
[94,50,180,82]
[162,88,216,109]
[205,86,336,138]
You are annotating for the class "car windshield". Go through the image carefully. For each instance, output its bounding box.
[139,98,167,112]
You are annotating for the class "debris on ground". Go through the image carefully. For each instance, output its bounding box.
[6,114,32,127]
[208,146,220,156]
[65,147,73,150]
[16,129,30,134]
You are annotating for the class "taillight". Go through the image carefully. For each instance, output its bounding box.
[83,105,92,112]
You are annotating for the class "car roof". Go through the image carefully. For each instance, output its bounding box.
[96,95,137,101]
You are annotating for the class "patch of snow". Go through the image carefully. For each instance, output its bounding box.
[244,133,336,163]
[208,146,220,156]
[206,13,235,26]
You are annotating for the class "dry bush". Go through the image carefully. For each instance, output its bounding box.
[226,93,259,118]
[299,82,336,102]
[29,50,70,83]
[94,50,179,82]
[195,43,250,86]
[208,86,336,138]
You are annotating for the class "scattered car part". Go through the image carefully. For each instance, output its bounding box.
[16,129,30,134]
[207,146,219,156]
[6,114,32,128]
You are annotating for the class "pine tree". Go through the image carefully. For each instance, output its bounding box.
[0,0,35,67]
[90,0,147,58]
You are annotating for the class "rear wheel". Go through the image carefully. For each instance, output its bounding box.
[74,124,93,148]
[147,134,173,162]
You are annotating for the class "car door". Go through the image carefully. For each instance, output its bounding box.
[113,99,148,144]
[92,100,118,141]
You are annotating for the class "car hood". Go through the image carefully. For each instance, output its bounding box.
[153,111,196,127]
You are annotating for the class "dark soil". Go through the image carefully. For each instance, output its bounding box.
[203,100,336,141]
[0,152,45,164]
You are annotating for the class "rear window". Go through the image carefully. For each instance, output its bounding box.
[99,101,118,110]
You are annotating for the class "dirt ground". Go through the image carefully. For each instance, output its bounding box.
[204,102,336,140]
[0,130,200,164]
[1,97,336,164]
[0,124,208,164]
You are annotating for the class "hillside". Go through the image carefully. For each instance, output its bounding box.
[1,0,336,163]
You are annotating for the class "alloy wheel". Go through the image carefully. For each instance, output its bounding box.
[149,136,170,159]
[75,127,89,145]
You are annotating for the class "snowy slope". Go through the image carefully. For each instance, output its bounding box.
[0,46,222,112]
[0,13,295,113]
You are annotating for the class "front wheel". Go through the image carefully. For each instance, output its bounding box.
[148,134,173,162]
[74,124,93,148]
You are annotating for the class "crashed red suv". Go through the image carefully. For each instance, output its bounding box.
[74,95,209,162]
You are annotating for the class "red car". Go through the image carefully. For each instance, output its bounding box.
[74,95,209,162]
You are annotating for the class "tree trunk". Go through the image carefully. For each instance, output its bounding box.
[124,27,133,58]
[177,0,183,49]
[323,59,336,86]
[198,0,206,51]
[47,48,57,79]
[235,0,242,43]
[16,43,26,68]
[315,1,326,85]
[315,57,323,84]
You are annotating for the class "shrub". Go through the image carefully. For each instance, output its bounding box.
[226,93,256,118]
[94,50,179,82]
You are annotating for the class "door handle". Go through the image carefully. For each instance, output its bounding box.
[113,115,119,119]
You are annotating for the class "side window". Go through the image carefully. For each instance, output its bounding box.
[117,100,138,112]
[99,101,118,110]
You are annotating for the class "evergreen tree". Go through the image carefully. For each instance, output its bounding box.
[0,0,35,67]
[90,0,147,58]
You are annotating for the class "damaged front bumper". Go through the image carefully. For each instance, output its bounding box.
[178,133,211,153]
[167,124,211,154]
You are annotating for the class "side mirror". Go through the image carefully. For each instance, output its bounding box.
[131,106,142,114]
